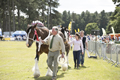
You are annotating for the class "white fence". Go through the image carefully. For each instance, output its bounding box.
[87,41,120,67]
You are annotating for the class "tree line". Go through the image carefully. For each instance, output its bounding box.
[0,0,61,32]
[61,10,112,35]
[0,0,119,35]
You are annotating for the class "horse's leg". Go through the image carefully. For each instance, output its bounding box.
[32,46,40,78]
[46,66,53,76]
[66,44,70,66]
[66,51,69,66]
[33,57,40,78]
[33,49,40,71]
[35,50,40,61]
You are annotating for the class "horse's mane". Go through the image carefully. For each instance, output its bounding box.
[37,26,48,30]
[26,26,48,33]
[26,26,32,33]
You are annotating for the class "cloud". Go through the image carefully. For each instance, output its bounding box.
[57,0,116,14]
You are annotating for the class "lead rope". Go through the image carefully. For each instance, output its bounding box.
[37,30,50,51]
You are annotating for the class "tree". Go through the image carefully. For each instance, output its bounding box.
[48,0,60,28]
[0,0,113,35]
[99,10,108,35]
[112,0,120,6]
[85,23,99,34]
[51,9,64,26]
[106,0,120,33]
[62,10,68,27]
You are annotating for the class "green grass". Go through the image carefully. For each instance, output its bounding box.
[0,41,120,80]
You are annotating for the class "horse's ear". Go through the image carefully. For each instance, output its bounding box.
[33,23,38,28]
[65,27,67,30]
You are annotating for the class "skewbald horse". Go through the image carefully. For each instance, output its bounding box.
[26,24,70,77]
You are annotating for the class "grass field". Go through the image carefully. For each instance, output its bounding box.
[0,41,120,80]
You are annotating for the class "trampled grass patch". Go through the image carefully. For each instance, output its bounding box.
[0,41,120,80]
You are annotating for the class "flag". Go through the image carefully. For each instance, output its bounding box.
[78,28,80,32]
[111,27,115,39]
[102,28,106,36]
[75,29,77,33]
[68,21,72,31]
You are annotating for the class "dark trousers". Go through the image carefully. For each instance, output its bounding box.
[73,50,80,67]
[80,48,85,65]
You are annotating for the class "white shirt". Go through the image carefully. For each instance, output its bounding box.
[68,39,84,52]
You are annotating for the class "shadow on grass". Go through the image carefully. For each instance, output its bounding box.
[68,66,71,69]
[35,66,71,80]
[46,66,72,70]
[80,66,90,69]
[34,73,65,80]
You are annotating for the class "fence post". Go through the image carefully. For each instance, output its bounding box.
[115,45,120,67]
[103,43,107,60]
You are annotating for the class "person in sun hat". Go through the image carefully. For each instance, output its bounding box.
[68,32,84,69]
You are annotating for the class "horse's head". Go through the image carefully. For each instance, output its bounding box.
[61,27,70,41]
[26,24,37,47]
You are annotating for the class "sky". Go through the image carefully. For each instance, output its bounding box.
[18,0,116,17]
[56,0,116,14]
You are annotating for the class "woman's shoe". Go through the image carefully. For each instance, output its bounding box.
[74,64,76,69]
[77,66,80,69]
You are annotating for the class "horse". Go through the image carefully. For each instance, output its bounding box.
[26,24,69,77]
[60,27,70,65]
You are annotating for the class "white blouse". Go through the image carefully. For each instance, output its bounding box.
[68,39,84,52]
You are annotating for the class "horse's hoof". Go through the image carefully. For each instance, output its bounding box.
[34,73,40,78]
[46,74,52,76]
[68,64,70,66]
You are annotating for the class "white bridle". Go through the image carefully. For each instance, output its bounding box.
[26,28,50,51]
[26,29,35,43]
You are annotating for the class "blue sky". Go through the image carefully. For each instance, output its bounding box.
[57,0,116,14]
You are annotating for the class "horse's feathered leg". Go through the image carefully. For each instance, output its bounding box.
[32,58,40,78]
[32,53,40,78]
[46,67,53,76]
[32,43,40,78]
[66,52,69,66]
[65,44,70,66]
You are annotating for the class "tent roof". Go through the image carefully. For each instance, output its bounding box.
[12,31,27,37]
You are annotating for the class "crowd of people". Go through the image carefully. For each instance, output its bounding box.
[86,34,120,43]
[0,35,27,41]
[14,35,26,41]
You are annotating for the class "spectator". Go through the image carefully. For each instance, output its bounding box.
[79,30,88,66]
[69,35,74,50]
